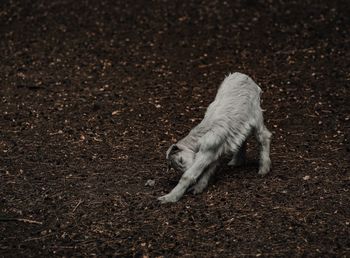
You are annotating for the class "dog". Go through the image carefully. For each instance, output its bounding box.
[158,72,272,203]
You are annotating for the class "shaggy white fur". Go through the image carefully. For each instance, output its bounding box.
[159,72,272,203]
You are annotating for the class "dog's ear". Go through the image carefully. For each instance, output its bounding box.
[166,144,180,159]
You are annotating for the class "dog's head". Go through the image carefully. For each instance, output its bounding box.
[166,144,195,173]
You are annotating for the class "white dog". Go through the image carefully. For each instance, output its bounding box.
[158,72,272,203]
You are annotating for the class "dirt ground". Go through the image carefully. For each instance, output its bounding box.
[0,0,349,257]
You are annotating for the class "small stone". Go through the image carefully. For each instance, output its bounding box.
[145,179,155,187]
[112,110,120,116]
[303,175,310,180]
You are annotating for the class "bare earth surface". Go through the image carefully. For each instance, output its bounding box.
[0,0,349,257]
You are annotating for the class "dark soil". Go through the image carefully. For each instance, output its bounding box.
[0,0,349,257]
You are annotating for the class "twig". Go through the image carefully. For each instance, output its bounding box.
[72,199,83,212]
[25,233,54,242]
[0,217,43,225]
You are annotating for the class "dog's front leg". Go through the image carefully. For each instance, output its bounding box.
[189,161,219,194]
[158,151,215,204]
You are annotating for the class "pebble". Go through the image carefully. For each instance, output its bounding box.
[145,179,155,187]
[303,175,310,180]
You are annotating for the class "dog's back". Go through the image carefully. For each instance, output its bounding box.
[209,72,261,120]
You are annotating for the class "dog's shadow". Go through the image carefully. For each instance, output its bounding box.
[212,158,261,183]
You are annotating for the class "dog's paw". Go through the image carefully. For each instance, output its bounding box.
[188,183,206,195]
[157,194,179,204]
[258,167,270,176]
